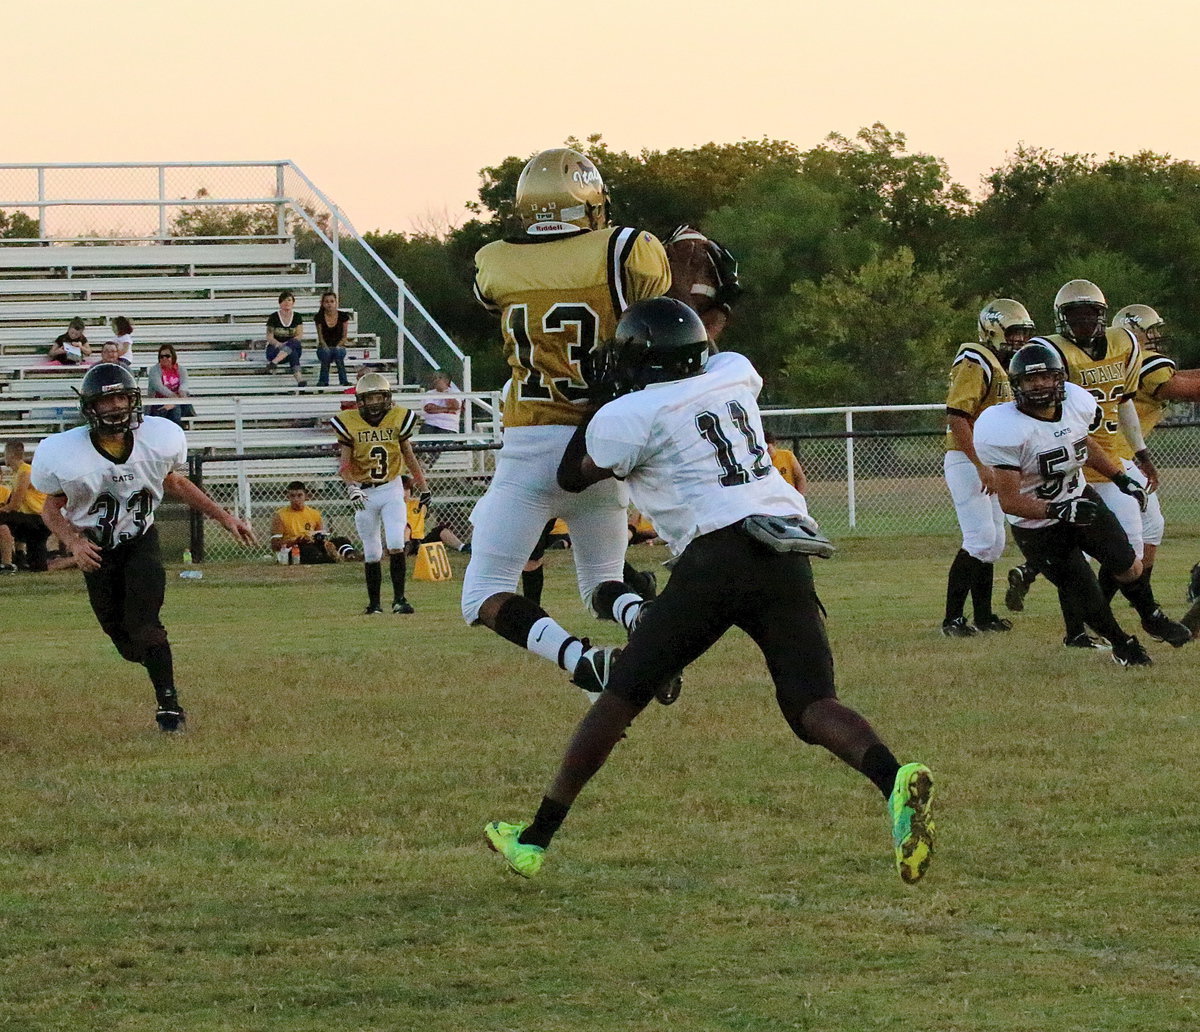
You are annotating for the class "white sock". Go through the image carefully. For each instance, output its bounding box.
[526,617,585,671]
[613,592,644,633]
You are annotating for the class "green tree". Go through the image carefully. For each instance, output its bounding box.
[780,248,962,407]
[0,209,39,240]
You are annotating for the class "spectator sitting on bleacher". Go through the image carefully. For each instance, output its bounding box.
[147,344,195,425]
[47,318,91,366]
[314,290,351,387]
[265,290,306,387]
[97,341,121,364]
[108,316,135,366]
[0,441,52,572]
[270,481,358,564]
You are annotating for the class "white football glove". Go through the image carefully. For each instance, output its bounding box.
[347,484,366,511]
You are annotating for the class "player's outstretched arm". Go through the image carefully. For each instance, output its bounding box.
[164,472,257,546]
[40,495,102,572]
[557,421,614,493]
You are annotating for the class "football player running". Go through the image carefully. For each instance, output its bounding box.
[1004,281,1190,648]
[485,298,935,885]
[974,343,1156,666]
[31,363,256,731]
[331,372,428,615]
[463,148,677,699]
[940,299,1034,637]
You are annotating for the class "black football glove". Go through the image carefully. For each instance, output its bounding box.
[1046,497,1100,525]
[706,239,743,313]
[1111,472,1149,513]
[417,489,433,513]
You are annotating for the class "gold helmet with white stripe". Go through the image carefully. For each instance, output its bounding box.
[977,298,1035,361]
[355,371,393,422]
[513,148,609,237]
[1112,304,1167,350]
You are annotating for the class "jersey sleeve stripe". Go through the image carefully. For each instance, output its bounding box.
[606,227,637,314]
[1140,355,1176,384]
[952,348,994,389]
[398,409,417,438]
[473,276,500,315]
[1031,336,1069,369]
[329,415,353,445]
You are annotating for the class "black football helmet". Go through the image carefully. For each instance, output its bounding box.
[1009,343,1067,413]
[78,362,143,434]
[597,297,710,399]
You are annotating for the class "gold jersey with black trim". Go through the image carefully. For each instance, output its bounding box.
[943,343,1012,451]
[1035,328,1142,482]
[473,226,671,428]
[329,406,417,485]
[1132,350,1177,440]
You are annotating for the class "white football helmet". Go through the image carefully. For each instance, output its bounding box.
[513,148,608,237]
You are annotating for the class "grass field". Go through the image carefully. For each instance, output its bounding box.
[3,535,1200,1031]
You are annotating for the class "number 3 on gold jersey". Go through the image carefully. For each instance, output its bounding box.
[506,303,599,403]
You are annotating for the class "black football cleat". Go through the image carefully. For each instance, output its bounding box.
[940,617,977,638]
[1141,608,1191,648]
[392,599,415,615]
[155,706,186,732]
[1111,636,1153,667]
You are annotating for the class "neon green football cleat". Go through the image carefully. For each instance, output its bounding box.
[485,820,545,878]
[889,762,935,884]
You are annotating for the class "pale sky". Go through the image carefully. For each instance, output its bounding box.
[9,0,1197,234]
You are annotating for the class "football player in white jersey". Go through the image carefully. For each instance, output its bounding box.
[1005,281,1190,648]
[32,364,256,731]
[485,298,935,886]
[973,344,1157,666]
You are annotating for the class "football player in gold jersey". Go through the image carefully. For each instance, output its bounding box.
[331,373,429,614]
[463,147,676,698]
[1111,305,1200,638]
[1009,281,1190,648]
[940,300,1033,637]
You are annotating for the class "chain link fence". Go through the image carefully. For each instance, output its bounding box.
[174,413,1200,563]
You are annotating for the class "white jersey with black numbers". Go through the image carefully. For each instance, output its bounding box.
[586,351,810,555]
[30,416,187,548]
[973,382,1101,530]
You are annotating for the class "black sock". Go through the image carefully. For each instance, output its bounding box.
[1118,571,1159,620]
[389,552,407,603]
[521,566,544,605]
[970,561,995,623]
[144,643,177,707]
[519,796,571,848]
[860,743,902,799]
[945,549,980,622]
[1097,567,1120,605]
[365,562,382,608]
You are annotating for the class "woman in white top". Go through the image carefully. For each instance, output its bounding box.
[108,316,135,366]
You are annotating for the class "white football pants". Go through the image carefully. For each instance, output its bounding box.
[461,424,629,624]
[944,451,1006,563]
